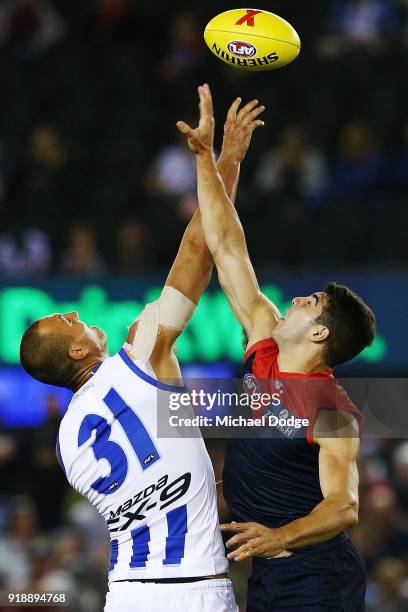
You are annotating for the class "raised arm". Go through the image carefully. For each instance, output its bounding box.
[177,84,280,348]
[165,95,265,302]
[126,96,264,376]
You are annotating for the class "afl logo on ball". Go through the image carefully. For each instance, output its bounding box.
[227,40,257,58]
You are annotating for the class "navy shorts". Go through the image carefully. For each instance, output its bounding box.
[247,537,366,612]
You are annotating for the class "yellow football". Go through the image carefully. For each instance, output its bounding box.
[204,8,301,71]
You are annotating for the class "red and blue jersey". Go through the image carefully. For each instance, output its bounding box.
[223,337,363,548]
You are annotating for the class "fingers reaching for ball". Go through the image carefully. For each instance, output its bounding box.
[222,97,265,163]
[176,83,215,155]
[198,83,214,122]
[226,97,242,121]
[177,84,264,161]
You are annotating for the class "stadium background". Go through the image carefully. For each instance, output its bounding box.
[0,0,407,609]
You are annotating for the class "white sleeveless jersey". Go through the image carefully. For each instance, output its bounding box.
[57,349,228,584]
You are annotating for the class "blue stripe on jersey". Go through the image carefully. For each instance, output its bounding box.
[118,348,185,392]
[109,539,119,572]
[78,413,128,493]
[163,504,187,565]
[104,388,160,471]
[55,435,66,475]
[130,525,151,567]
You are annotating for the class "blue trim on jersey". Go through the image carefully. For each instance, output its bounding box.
[118,348,185,392]
[55,435,66,475]
[90,363,102,377]
[163,504,188,565]
[130,525,151,567]
[109,539,119,572]
[104,388,160,471]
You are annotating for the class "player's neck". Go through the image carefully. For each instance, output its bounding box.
[69,360,103,392]
[277,344,329,374]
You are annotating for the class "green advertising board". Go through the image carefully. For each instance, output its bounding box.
[0,284,386,365]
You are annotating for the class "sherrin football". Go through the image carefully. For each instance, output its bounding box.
[204,8,301,71]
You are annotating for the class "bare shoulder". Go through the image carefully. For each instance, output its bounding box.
[315,409,361,462]
[314,409,360,440]
[149,327,183,382]
[126,322,179,353]
[125,319,182,381]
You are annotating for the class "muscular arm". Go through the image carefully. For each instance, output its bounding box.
[165,96,264,305]
[220,411,360,560]
[177,85,280,347]
[149,158,239,378]
[196,150,280,345]
[163,151,240,304]
[127,98,263,377]
[279,412,360,549]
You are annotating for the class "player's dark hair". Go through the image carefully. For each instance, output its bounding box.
[20,321,77,387]
[316,282,376,367]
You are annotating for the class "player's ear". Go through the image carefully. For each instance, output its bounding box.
[309,324,330,343]
[68,344,89,361]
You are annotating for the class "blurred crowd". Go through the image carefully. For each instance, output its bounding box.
[0,396,109,611]
[0,0,407,277]
[1,396,408,610]
[1,1,408,610]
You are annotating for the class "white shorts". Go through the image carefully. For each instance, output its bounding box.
[104,578,238,612]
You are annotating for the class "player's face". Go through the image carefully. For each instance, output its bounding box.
[276,292,326,343]
[38,311,107,357]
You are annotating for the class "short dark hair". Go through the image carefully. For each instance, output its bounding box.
[20,321,77,387]
[316,282,376,368]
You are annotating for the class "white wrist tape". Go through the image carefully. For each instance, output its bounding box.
[129,286,196,363]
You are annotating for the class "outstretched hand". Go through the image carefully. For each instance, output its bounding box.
[177,83,265,162]
[221,97,265,163]
[177,83,215,155]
